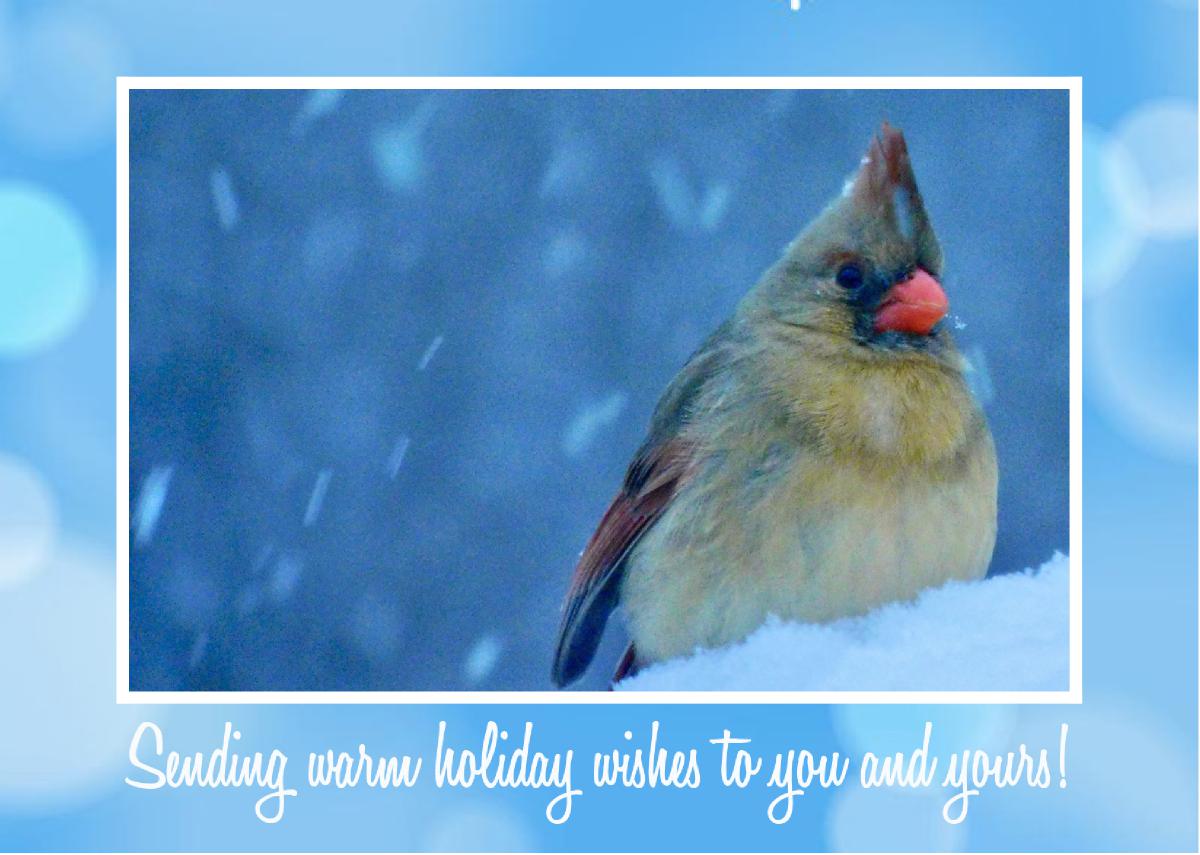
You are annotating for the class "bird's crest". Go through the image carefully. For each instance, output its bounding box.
[848,122,928,244]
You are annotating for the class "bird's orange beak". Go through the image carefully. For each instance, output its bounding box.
[873,268,948,336]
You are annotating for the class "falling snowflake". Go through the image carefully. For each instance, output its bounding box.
[464,635,503,685]
[132,465,174,547]
[417,335,444,371]
[291,89,345,137]
[209,167,239,231]
[303,469,332,526]
[387,435,411,478]
[562,392,628,457]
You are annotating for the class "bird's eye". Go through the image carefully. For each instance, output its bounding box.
[835,263,864,289]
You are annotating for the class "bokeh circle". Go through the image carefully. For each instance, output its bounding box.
[421,802,532,851]
[1108,99,1198,238]
[0,5,125,153]
[833,704,1017,759]
[1082,124,1143,297]
[990,703,1196,850]
[0,453,56,590]
[0,183,95,356]
[1088,237,1197,459]
[827,786,966,852]
[0,542,154,807]
[0,1,10,94]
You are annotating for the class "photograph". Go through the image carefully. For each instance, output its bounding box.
[4,1,1198,852]
[125,84,1071,694]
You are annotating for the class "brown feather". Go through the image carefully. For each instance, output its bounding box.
[551,436,696,687]
[611,643,638,686]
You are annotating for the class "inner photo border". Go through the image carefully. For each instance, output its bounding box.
[116,75,1083,706]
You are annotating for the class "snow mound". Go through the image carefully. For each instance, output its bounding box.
[617,553,1069,692]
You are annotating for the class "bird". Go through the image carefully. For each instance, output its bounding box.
[551,123,998,689]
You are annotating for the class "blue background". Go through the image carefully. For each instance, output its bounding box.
[125,87,1068,693]
[0,0,1196,851]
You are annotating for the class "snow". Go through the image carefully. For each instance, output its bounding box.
[269,552,303,602]
[648,155,732,232]
[209,166,239,230]
[617,553,1069,692]
[387,435,411,478]
[463,635,503,685]
[416,334,444,371]
[291,89,344,136]
[963,344,996,406]
[562,391,628,457]
[132,464,173,547]
[371,97,437,192]
[303,469,332,526]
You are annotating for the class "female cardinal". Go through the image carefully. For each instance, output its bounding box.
[552,124,998,688]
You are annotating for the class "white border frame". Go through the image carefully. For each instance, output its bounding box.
[116,76,1083,706]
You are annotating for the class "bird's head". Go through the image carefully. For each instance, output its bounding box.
[749,123,952,357]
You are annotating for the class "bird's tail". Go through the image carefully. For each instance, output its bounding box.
[609,643,638,689]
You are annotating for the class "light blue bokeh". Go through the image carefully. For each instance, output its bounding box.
[0,5,124,153]
[1089,236,1199,459]
[827,787,965,852]
[0,183,94,356]
[1108,99,1198,237]
[0,543,154,807]
[1082,124,1142,296]
[0,2,10,95]
[832,705,1017,760]
[0,451,56,589]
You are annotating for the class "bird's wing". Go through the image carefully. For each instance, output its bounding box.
[551,324,731,687]
[551,434,696,687]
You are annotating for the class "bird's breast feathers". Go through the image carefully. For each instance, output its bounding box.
[756,326,981,468]
[619,354,998,664]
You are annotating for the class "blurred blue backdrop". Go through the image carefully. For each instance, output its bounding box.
[127,87,1068,692]
[0,0,1195,852]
